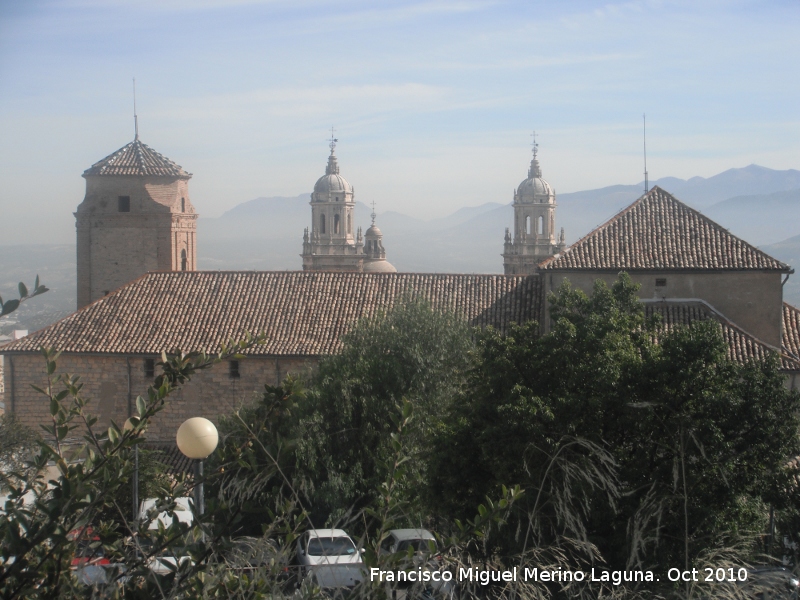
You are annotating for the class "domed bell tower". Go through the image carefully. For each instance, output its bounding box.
[502,134,565,275]
[302,133,364,271]
[75,123,196,309]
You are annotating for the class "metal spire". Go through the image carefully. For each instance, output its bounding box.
[530,130,538,159]
[133,78,139,140]
[643,114,649,194]
[370,201,376,225]
[329,126,337,154]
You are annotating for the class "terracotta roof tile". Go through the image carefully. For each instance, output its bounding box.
[782,303,800,363]
[541,187,789,272]
[645,301,800,370]
[0,272,542,356]
[83,138,191,178]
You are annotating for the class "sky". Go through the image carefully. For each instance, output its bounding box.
[0,0,798,244]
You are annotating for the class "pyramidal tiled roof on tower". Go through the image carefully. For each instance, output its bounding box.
[541,186,790,271]
[83,138,191,178]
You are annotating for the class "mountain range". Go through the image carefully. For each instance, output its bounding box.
[3,164,800,333]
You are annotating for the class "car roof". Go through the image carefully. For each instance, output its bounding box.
[307,528,351,539]
[389,529,435,541]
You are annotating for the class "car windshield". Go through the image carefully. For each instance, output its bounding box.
[307,537,357,556]
[397,539,436,553]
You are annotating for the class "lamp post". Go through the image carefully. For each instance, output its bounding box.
[176,417,219,517]
[123,417,143,523]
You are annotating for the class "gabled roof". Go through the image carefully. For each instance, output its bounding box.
[782,303,800,364]
[541,187,789,272]
[83,138,191,178]
[644,300,800,370]
[0,272,542,356]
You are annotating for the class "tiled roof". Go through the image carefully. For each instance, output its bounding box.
[0,272,542,356]
[542,187,789,272]
[782,303,800,364]
[644,300,800,370]
[83,138,191,178]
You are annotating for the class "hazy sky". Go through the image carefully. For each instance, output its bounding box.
[1,0,798,244]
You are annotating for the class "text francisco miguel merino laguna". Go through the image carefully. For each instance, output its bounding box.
[370,567,655,586]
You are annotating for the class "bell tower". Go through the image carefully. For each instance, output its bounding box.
[75,128,196,308]
[503,133,565,275]
[302,133,364,271]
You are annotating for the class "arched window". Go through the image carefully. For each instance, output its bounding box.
[537,216,544,235]
[181,197,185,212]
[320,214,326,234]
[181,249,187,271]
[334,214,340,234]
[347,214,352,234]
[526,216,531,235]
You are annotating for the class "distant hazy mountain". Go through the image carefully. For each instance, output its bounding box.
[5,165,800,331]
[761,234,800,307]
[703,189,800,246]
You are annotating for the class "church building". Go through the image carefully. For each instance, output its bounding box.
[503,139,565,275]
[75,131,197,309]
[301,137,395,273]
[3,129,800,443]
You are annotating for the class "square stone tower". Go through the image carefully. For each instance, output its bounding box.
[75,135,197,308]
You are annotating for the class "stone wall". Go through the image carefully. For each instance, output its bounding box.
[76,175,197,308]
[544,270,785,348]
[3,352,316,442]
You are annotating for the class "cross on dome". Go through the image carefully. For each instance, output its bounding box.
[329,126,337,154]
[370,201,377,225]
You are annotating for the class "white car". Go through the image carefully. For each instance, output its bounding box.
[296,529,363,567]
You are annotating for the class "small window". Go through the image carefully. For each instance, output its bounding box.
[537,215,544,235]
[229,360,240,378]
[181,249,187,272]
[118,196,130,212]
[335,196,339,202]
[526,216,531,235]
[655,278,667,287]
[181,197,185,212]
[144,358,155,378]
[334,214,340,234]
[320,214,326,234]
[103,290,110,296]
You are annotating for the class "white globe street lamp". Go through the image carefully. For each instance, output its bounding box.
[176,417,219,517]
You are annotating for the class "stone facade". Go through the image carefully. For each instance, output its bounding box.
[543,270,785,348]
[301,139,395,272]
[503,143,565,275]
[3,352,313,442]
[76,138,197,308]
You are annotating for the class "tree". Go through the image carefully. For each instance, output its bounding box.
[0,276,48,317]
[427,273,800,584]
[296,297,475,524]
[0,414,39,492]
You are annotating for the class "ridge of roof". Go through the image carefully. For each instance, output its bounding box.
[83,138,191,178]
[540,186,790,272]
[0,271,542,356]
[644,298,800,370]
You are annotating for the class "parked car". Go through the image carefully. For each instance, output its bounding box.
[738,566,800,599]
[302,563,364,595]
[381,529,454,597]
[381,529,439,559]
[296,528,364,590]
[297,529,363,568]
[139,497,193,529]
